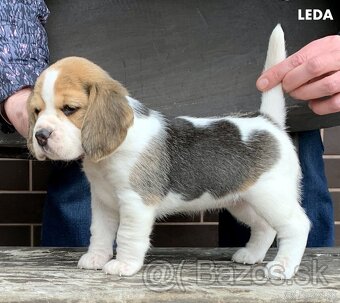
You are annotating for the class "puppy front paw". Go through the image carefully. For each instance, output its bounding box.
[232,247,264,264]
[265,260,297,280]
[78,251,112,270]
[102,259,142,276]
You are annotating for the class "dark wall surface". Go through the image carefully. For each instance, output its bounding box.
[1,0,340,148]
[45,0,340,131]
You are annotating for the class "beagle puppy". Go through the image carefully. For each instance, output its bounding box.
[28,25,310,279]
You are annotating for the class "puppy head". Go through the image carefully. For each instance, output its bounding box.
[28,57,134,162]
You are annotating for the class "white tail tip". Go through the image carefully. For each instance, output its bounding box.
[264,24,286,70]
[260,24,287,129]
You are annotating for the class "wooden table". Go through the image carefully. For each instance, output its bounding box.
[0,247,339,302]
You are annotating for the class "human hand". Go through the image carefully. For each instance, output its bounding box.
[3,88,32,138]
[256,35,340,115]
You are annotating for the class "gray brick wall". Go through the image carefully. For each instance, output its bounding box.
[323,127,340,245]
[0,128,339,247]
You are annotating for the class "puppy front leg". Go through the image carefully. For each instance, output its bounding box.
[78,192,119,270]
[103,191,155,276]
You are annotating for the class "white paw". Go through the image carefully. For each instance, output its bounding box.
[265,260,297,280]
[102,259,142,276]
[232,247,264,264]
[78,251,112,270]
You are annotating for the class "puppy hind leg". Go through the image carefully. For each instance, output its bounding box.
[244,184,310,279]
[227,201,276,265]
[265,207,310,279]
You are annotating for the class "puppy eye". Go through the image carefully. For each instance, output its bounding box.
[62,105,79,116]
[34,108,40,115]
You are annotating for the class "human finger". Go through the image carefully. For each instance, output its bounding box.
[282,51,340,93]
[256,53,306,91]
[290,70,340,100]
[308,92,340,115]
[257,35,340,91]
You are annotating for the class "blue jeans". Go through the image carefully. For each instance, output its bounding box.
[298,130,334,246]
[41,161,91,247]
[219,130,334,247]
[41,130,334,247]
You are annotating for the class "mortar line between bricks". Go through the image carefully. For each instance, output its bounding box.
[0,223,42,228]
[323,155,340,159]
[1,222,219,227]
[30,225,34,247]
[0,158,28,161]
[0,223,32,226]
[0,191,47,194]
[329,188,340,192]
[320,129,324,141]
[155,222,218,226]
[29,160,33,191]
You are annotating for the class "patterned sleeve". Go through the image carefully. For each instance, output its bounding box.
[0,0,50,103]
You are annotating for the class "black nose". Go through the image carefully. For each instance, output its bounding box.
[35,129,52,147]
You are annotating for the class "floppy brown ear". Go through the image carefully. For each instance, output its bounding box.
[81,80,134,162]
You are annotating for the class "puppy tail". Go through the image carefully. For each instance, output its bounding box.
[260,24,287,129]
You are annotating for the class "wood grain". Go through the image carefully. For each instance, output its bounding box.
[0,247,339,302]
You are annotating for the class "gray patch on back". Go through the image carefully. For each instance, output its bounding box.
[130,132,170,204]
[130,116,280,203]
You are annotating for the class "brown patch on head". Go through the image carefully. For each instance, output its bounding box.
[28,57,134,162]
[53,76,89,129]
[58,58,134,162]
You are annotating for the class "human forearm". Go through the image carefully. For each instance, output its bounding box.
[1,88,32,138]
[0,0,49,136]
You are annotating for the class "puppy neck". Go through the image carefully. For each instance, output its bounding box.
[115,96,166,154]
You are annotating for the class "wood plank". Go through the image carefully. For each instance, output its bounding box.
[0,247,339,302]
